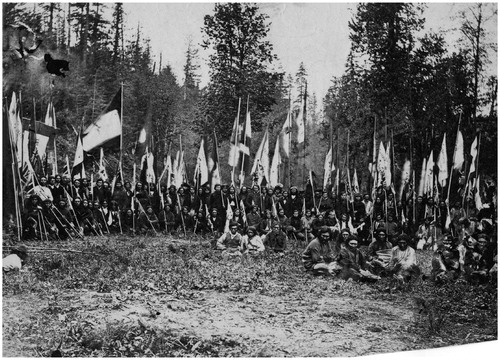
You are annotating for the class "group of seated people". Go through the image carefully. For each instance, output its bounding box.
[12,174,496,285]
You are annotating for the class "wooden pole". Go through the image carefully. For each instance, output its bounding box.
[239,95,249,186]
[231,98,241,186]
[120,83,124,172]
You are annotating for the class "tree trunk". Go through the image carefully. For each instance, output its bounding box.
[66,3,71,54]
[82,3,89,65]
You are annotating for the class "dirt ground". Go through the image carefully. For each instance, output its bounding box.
[2,237,497,357]
[3,285,419,357]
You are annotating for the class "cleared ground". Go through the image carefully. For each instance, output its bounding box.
[2,236,497,357]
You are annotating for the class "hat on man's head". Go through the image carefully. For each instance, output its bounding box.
[229,220,238,228]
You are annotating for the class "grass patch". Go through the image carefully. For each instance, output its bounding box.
[2,235,497,356]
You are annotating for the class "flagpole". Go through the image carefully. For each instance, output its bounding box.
[446,111,462,202]
[287,95,291,189]
[239,95,249,186]
[302,82,307,187]
[231,98,241,186]
[463,132,481,207]
[391,130,399,218]
[329,112,334,192]
[120,82,124,173]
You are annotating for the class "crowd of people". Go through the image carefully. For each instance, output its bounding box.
[9,172,497,285]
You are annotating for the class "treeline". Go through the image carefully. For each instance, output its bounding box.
[323,3,497,191]
[2,3,497,190]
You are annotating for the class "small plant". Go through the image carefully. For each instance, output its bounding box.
[413,297,446,334]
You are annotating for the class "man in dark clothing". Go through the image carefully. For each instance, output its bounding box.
[210,184,225,214]
[207,208,224,234]
[264,223,287,253]
[286,186,302,217]
[92,179,106,204]
[112,181,129,211]
[302,226,337,275]
[366,228,393,274]
[247,205,262,228]
[51,175,65,203]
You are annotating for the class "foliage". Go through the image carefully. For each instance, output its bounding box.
[324,2,497,189]
[198,3,285,139]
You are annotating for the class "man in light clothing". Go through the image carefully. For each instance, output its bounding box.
[387,235,420,286]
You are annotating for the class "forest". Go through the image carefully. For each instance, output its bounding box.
[2,2,498,190]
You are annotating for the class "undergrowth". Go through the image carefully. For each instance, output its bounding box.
[2,235,497,356]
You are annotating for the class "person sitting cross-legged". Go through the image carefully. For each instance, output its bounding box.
[338,237,380,282]
[216,221,244,260]
[387,234,420,289]
[430,234,461,283]
[366,228,393,275]
[264,222,287,254]
[241,226,265,256]
[302,227,340,276]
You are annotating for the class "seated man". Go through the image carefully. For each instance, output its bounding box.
[366,228,393,275]
[264,222,287,254]
[464,233,495,285]
[286,209,304,242]
[416,217,440,250]
[338,237,379,282]
[246,205,262,228]
[138,205,159,233]
[387,235,420,287]
[241,226,265,256]
[431,234,460,283]
[207,208,224,235]
[299,208,315,240]
[258,209,274,236]
[312,212,327,238]
[216,221,244,259]
[302,227,338,275]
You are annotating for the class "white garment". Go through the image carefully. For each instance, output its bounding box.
[3,254,22,272]
[31,185,53,201]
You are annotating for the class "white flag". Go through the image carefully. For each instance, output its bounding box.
[251,130,269,184]
[437,134,448,186]
[425,150,434,197]
[453,130,464,170]
[280,109,292,157]
[296,101,305,144]
[469,136,478,174]
[194,139,209,185]
[323,148,333,188]
[269,138,281,186]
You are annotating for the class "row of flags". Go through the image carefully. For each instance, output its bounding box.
[6,88,484,211]
[227,89,307,187]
